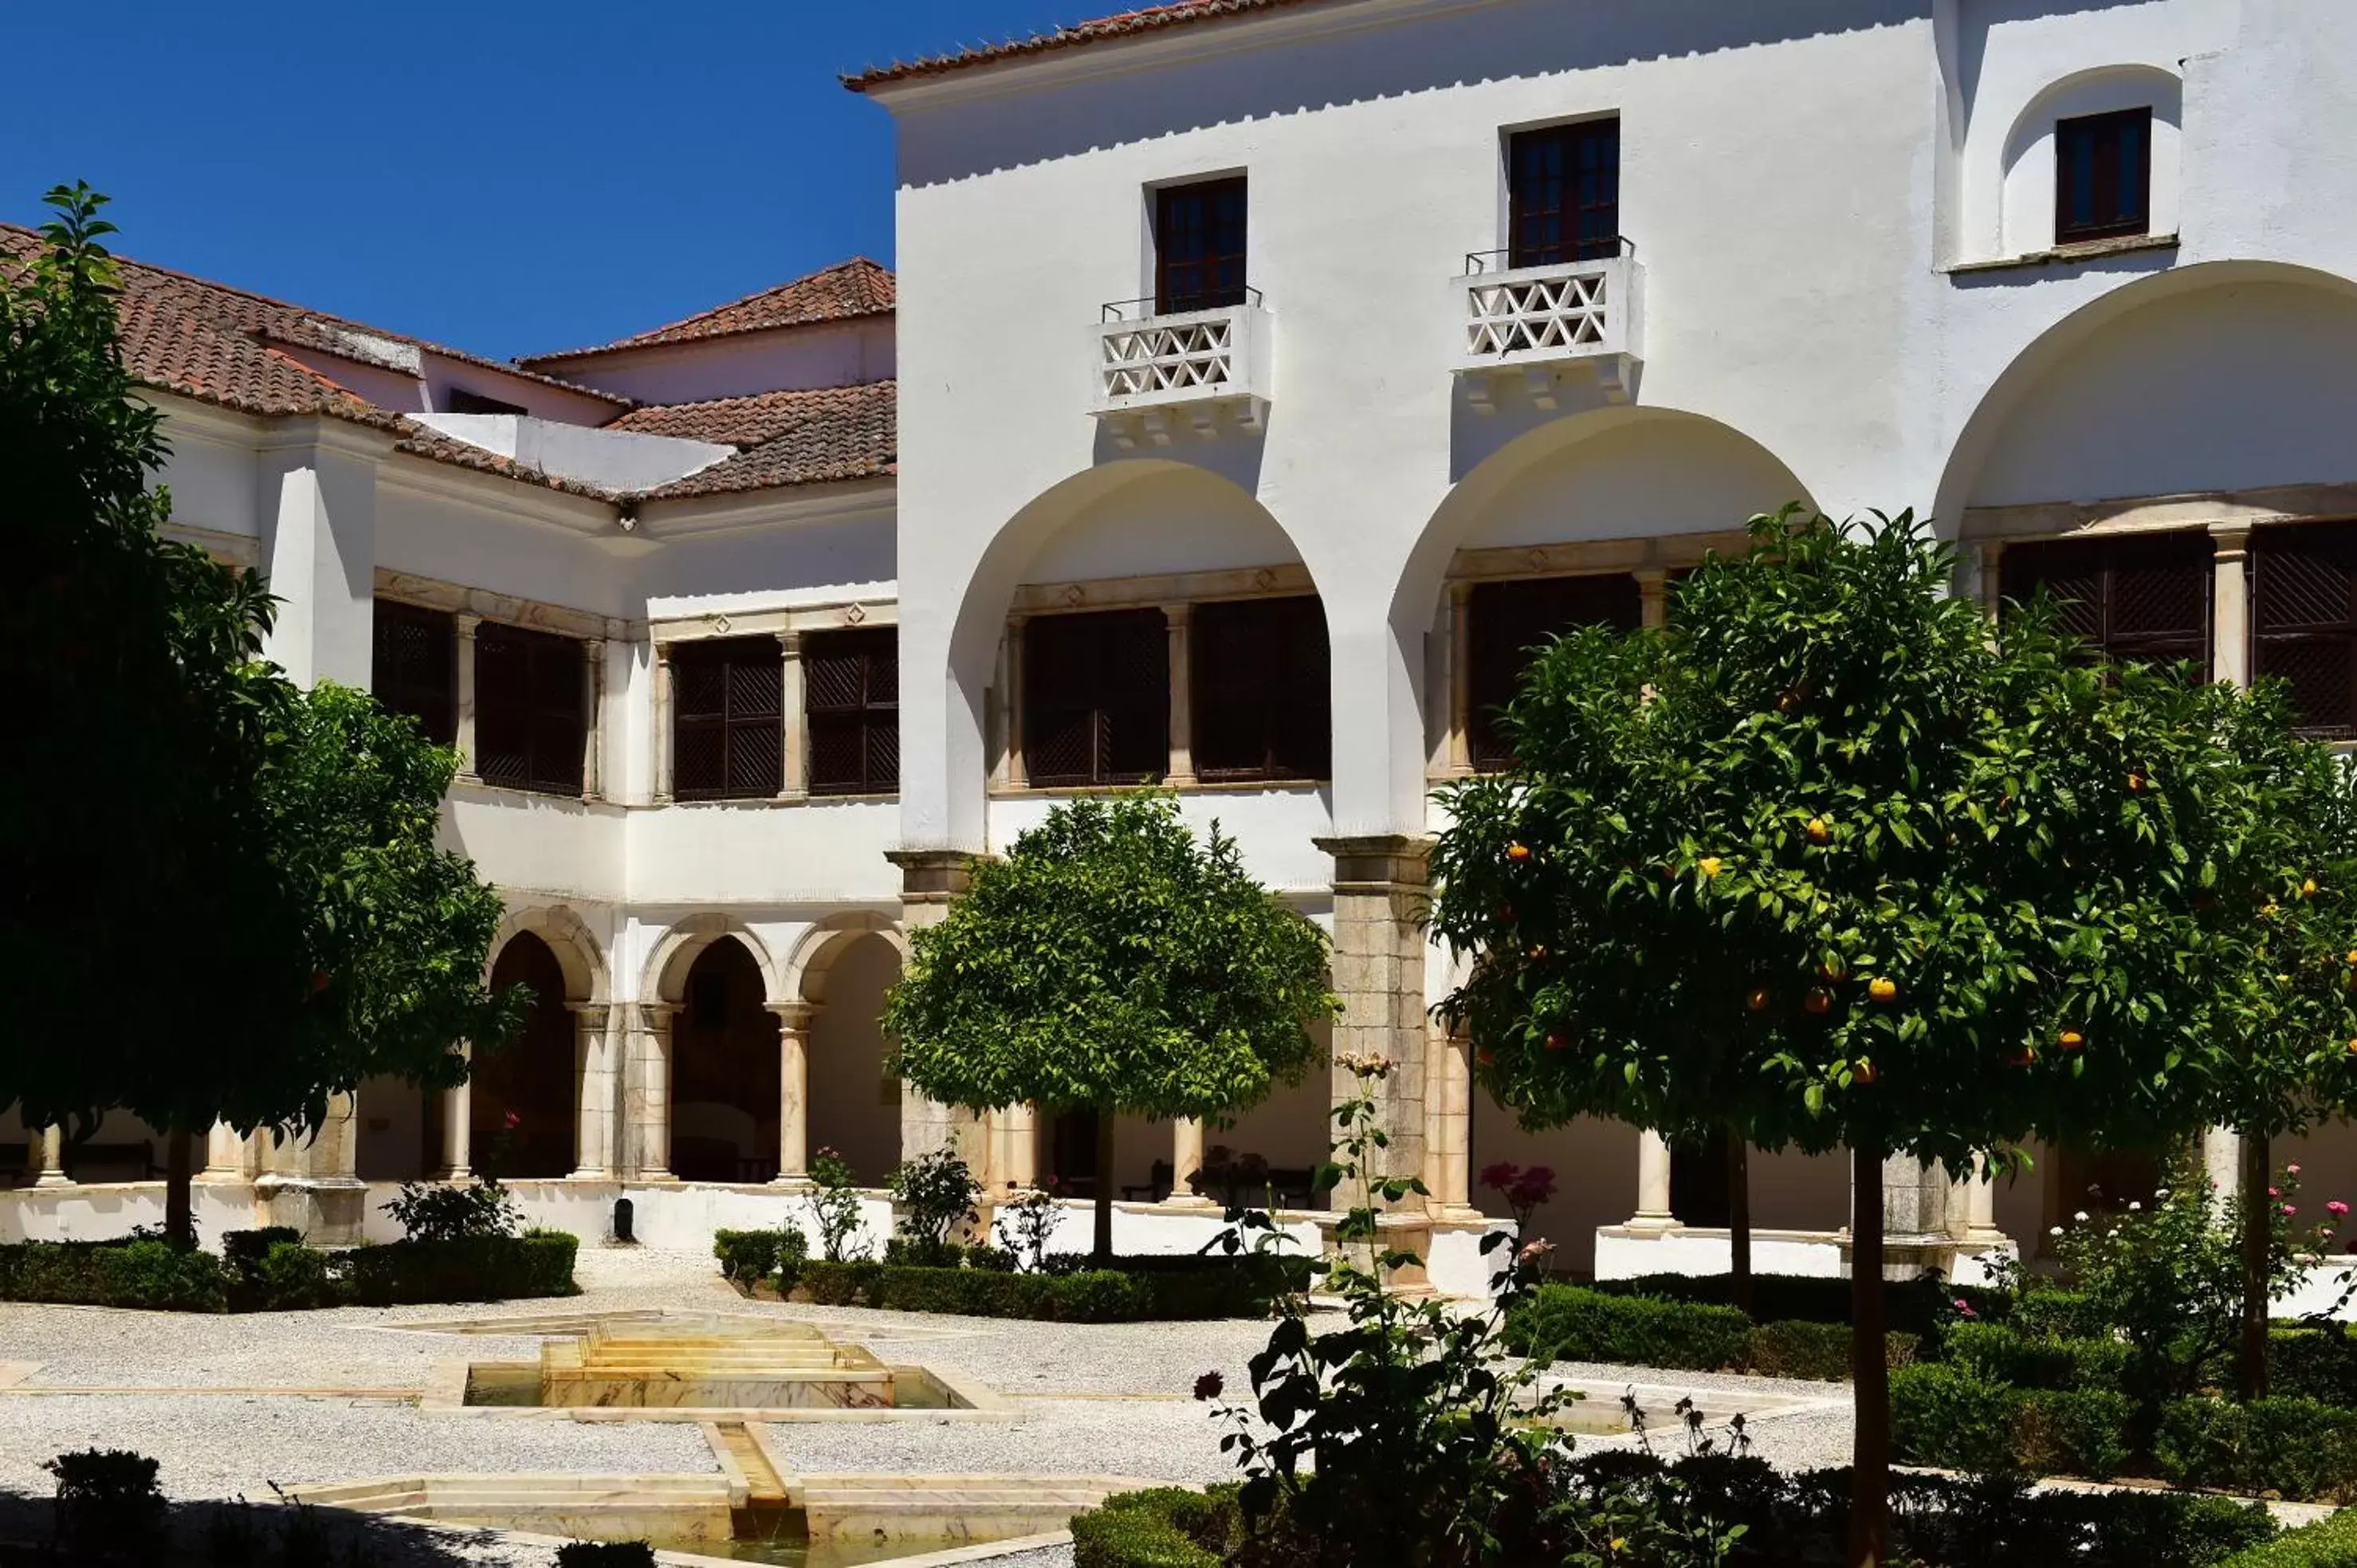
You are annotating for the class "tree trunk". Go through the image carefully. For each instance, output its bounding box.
[2239,1129,2271,1402]
[1094,1110,1118,1265]
[1727,1131,1754,1317]
[1849,1145,1890,1568]
[164,1124,194,1251]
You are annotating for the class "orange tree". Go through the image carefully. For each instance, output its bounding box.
[1429,509,2357,1567]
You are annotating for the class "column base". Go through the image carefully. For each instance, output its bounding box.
[29,1173,73,1190]
[569,1168,615,1182]
[433,1166,473,1183]
[1950,1225,2010,1249]
[1428,1204,1490,1228]
[1622,1212,1683,1233]
[1157,1193,1220,1212]
[769,1175,815,1192]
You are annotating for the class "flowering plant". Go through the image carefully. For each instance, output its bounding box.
[801,1147,868,1262]
[1480,1161,1558,1243]
[992,1177,1065,1271]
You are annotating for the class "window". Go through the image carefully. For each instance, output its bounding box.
[1467,574,1642,771]
[2253,523,2357,738]
[2055,107,2152,244]
[672,637,782,800]
[2000,532,2210,675]
[446,387,529,416]
[1192,595,1330,783]
[805,627,899,796]
[1154,177,1248,315]
[1024,609,1169,787]
[475,621,586,796]
[1508,119,1621,269]
[371,599,455,745]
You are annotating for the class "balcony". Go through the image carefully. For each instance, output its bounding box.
[1452,244,1644,411]
[1090,290,1273,447]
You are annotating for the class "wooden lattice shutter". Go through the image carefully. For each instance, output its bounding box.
[2254,523,2357,737]
[1467,574,1641,772]
[1024,609,1169,786]
[2001,533,2210,676]
[477,622,584,796]
[1193,595,1330,782]
[806,627,897,795]
[673,638,782,800]
[371,599,456,745]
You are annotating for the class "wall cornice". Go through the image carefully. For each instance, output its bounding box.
[1961,482,2357,541]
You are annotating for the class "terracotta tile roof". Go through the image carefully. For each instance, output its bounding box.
[843,0,1322,90]
[616,382,898,501]
[520,259,895,365]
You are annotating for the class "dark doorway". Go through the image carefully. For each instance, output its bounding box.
[670,938,781,1183]
[1671,1127,1734,1228]
[1049,1108,1102,1197]
[473,933,578,1178]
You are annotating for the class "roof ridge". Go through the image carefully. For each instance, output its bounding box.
[519,256,895,364]
[845,0,1318,90]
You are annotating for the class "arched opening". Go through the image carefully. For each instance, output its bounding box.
[805,932,904,1188]
[670,937,781,1184]
[467,932,579,1179]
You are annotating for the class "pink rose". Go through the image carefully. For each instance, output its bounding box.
[2269,1188,2282,1199]
[2289,1164,2304,1177]
[2329,1201,2350,1218]
[2284,1204,2300,1217]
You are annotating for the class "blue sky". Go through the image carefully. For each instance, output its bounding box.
[4,2,1089,360]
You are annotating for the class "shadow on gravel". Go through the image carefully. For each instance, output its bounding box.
[0,1489,517,1566]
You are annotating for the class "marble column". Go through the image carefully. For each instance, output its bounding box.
[625,1003,677,1181]
[1163,603,1196,787]
[1001,615,1030,790]
[580,636,607,802]
[454,613,481,784]
[1946,1153,2007,1246]
[1314,835,1435,1217]
[1423,1030,1480,1221]
[1636,568,1669,631]
[571,1004,615,1180]
[768,1001,815,1184]
[1628,1130,1677,1229]
[1444,581,1474,776]
[29,1126,69,1189]
[201,1121,256,1182]
[2204,524,2256,1202]
[886,848,992,1173]
[993,1103,1039,1195]
[437,1046,473,1181]
[1974,540,2008,619]
[1165,1118,1215,1208]
[652,643,677,804]
[777,631,809,802]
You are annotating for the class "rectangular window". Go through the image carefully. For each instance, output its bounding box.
[2055,107,2152,244]
[672,636,783,800]
[371,599,456,746]
[2253,523,2357,738]
[1154,177,1249,315]
[475,621,586,796]
[1508,119,1621,269]
[2000,532,2211,676]
[1468,574,1641,772]
[805,627,899,796]
[1192,595,1331,784]
[1024,609,1170,788]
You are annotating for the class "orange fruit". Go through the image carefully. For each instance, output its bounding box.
[1805,988,1833,1016]
[2009,1046,2037,1067]
[1507,843,1532,863]
[2344,949,2357,968]
[1868,977,1899,1004]
[1806,817,1831,845]
[1698,857,1724,879]
[2304,878,2321,898]
[1854,1060,1879,1086]
[2058,1030,2084,1051]
[2347,1037,2357,1055]
[1747,988,1772,1013]
[2127,772,2147,793]
[1545,1033,1568,1053]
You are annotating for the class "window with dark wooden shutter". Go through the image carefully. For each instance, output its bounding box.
[1468,574,1642,772]
[1024,609,1170,788]
[672,637,783,800]
[1155,178,1248,315]
[1508,119,1621,269]
[1193,595,1330,784]
[805,627,898,796]
[2000,532,2210,675]
[475,621,585,796]
[371,599,455,745]
[2253,523,2357,738]
[2055,108,2152,245]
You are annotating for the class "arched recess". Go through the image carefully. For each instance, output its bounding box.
[668,937,780,1183]
[913,458,1322,854]
[782,912,909,1007]
[485,905,607,1004]
[1935,261,2357,529]
[1991,65,2182,259]
[799,925,909,1189]
[641,913,784,1008]
[469,932,581,1178]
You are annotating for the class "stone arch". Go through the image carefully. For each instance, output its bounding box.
[1986,65,2182,259]
[782,911,911,1008]
[486,904,606,1004]
[1933,261,2357,530]
[639,912,785,1007]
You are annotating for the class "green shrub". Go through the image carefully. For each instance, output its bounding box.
[792,1256,1283,1322]
[1504,1284,1751,1371]
[251,1241,344,1310]
[1890,1363,2021,1475]
[1070,1487,1233,1568]
[2009,1287,2108,1342]
[2017,1387,2133,1480]
[2271,1326,2357,1408]
[43,1448,167,1560]
[713,1227,807,1290]
[220,1227,303,1269]
[2158,1397,2357,1503]
[2218,1507,2357,1568]
[0,1240,232,1311]
[1944,1321,2130,1391]
[1591,1271,1962,1338]
[346,1232,577,1307]
[1740,1318,1917,1381]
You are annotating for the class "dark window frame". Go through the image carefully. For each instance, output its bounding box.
[1191,595,1331,784]
[2054,106,2154,245]
[804,626,900,797]
[1999,532,2212,678]
[1023,608,1170,788]
[671,636,784,802]
[2253,522,2357,740]
[1467,573,1644,772]
[1507,117,1622,269]
[1153,176,1250,316]
[371,598,457,746]
[474,620,587,798]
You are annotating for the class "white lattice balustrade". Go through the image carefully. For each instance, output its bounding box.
[1090,299,1273,446]
[1452,253,1644,410]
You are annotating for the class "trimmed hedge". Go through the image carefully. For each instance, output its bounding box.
[0,1231,579,1311]
[2270,1326,2357,1408]
[347,1232,578,1306]
[1943,1320,2131,1392]
[2219,1508,2357,1568]
[1506,1285,1917,1379]
[1070,1485,1233,1568]
[713,1227,808,1291]
[1889,1362,2132,1480]
[2157,1397,2357,1503]
[1589,1271,1971,1338]
[797,1255,1302,1322]
[0,1240,228,1311]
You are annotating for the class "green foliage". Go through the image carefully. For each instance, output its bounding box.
[885,791,1335,1124]
[713,1227,808,1291]
[344,1232,577,1307]
[2016,1387,2135,1480]
[1589,1271,1961,1338]
[381,1178,521,1244]
[794,1255,1301,1321]
[1070,1487,1232,1568]
[2269,1326,2357,1406]
[1890,1364,2023,1476]
[1942,1322,2128,1391]
[993,1184,1067,1270]
[2218,1507,2357,1568]
[2157,1396,2357,1503]
[0,1240,230,1312]
[44,1448,167,1561]
[1503,1285,1754,1372]
[889,1144,981,1261]
[800,1146,867,1263]
[1745,1319,1919,1381]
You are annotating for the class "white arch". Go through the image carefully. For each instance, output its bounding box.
[486,904,607,1004]
[781,912,911,1008]
[1992,65,2182,259]
[638,913,787,1008]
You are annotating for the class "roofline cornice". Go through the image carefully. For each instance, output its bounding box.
[634,474,896,541]
[379,446,623,537]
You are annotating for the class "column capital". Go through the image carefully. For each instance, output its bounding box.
[776,628,804,655]
[582,635,604,659]
[569,1001,613,1032]
[1314,834,1437,890]
[764,1000,819,1033]
[2209,521,2254,557]
[654,639,674,665]
[456,611,481,638]
[1161,599,1195,626]
[887,847,984,903]
[1447,577,1474,607]
[636,1000,680,1029]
